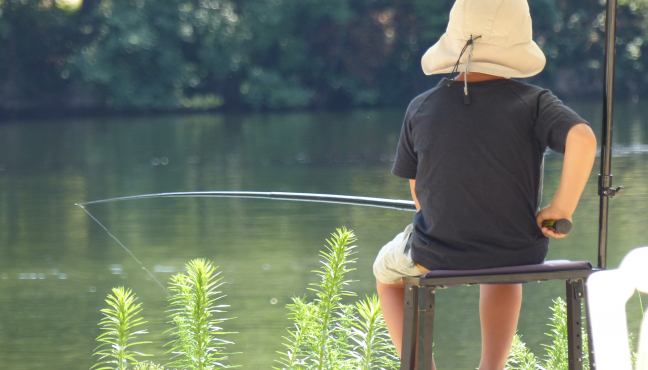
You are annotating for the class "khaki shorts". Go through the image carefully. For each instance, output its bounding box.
[373,224,429,284]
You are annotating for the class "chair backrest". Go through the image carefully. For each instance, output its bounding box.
[587,247,648,370]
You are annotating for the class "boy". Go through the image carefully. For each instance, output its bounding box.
[373,0,598,369]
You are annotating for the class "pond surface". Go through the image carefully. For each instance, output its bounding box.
[0,103,647,369]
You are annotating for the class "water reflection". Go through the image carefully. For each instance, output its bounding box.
[0,106,647,369]
[153,265,177,273]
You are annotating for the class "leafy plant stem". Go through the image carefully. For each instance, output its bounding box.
[274,227,398,370]
[639,291,645,321]
[92,287,151,370]
[166,258,236,369]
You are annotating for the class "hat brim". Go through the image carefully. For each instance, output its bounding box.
[421,33,546,78]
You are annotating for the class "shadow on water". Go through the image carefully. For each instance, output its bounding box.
[0,103,647,369]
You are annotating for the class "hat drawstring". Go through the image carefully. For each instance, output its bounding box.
[451,35,482,105]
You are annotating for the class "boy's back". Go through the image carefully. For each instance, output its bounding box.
[374,1,597,367]
[393,78,587,271]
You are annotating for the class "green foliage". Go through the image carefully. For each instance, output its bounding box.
[504,297,646,370]
[277,296,317,369]
[166,258,236,370]
[69,0,246,109]
[307,227,357,369]
[134,362,166,370]
[0,0,85,110]
[8,0,648,113]
[88,240,644,370]
[542,298,569,370]
[91,260,238,369]
[349,294,399,370]
[630,332,639,369]
[274,227,398,370]
[539,298,590,370]
[505,297,591,370]
[242,71,315,110]
[92,286,152,370]
[506,334,539,370]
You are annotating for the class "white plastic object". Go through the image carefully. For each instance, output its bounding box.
[587,247,648,370]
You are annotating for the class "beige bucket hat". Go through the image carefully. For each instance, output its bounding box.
[421,0,546,78]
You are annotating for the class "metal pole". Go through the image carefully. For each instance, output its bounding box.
[598,0,618,271]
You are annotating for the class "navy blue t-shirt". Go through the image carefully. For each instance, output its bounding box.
[392,78,588,271]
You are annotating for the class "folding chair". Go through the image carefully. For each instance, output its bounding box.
[399,0,624,368]
[400,261,594,370]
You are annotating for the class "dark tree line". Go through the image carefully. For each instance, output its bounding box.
[1,0,647,116]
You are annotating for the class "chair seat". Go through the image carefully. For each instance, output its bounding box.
[402,260,594,287]
[422,260,593,278]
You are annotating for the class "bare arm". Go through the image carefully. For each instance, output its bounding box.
[409,179,421,211]
[536,123,597,238]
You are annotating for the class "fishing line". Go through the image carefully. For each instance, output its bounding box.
[75,191,415,298]
[75,203,170,296]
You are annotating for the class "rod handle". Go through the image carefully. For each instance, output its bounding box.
[542,219,573,235]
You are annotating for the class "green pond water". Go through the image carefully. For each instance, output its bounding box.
[0,103,647,369]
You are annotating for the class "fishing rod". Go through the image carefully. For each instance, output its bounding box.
[76,191,418,211]
[78,191,573,232]
[76,191,416,295]
[76,190,572,296]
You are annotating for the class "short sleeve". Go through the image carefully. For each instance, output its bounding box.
[391,109,418,179]
[535,90,589,154]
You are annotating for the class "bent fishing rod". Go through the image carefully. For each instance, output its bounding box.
[75,191,416,295]
[75,191,571,295]
[76,191,418,211]
[77,190,571,232]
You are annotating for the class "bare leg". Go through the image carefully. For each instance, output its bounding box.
[377,279,406,355]
[377,279,436,370]
[478,284,522,370]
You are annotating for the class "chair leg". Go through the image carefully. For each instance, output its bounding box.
[401,284,419,370]
[583,280,596,370]
[416,286,435,370]
[566,279,584,370]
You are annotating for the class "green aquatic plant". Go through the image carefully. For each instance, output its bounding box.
[274,228,398,370]
[92,287,151,370]
[166,258,236,370]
